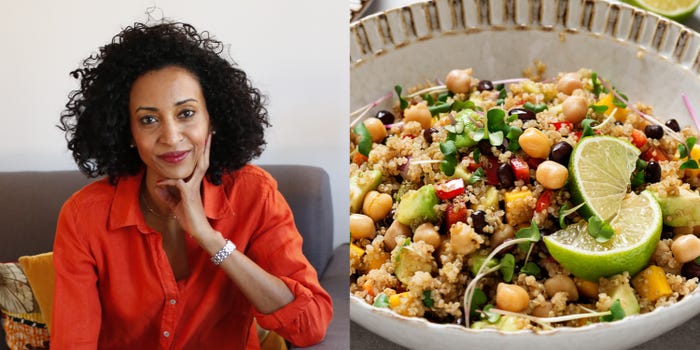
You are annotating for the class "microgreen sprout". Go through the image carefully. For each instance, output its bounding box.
[429,102,452,116]
[480,304,501,323]
[492,78,528,86]
[469,167,485,184]
[440,140,458,176]
[558,203,585,228]
[469,288,487,319]
[373,293,390,308]
[350,91,393,128]
[499,253,516,283]
[681,92,700,133]
[515,219,541,253]
[406,85,449,99]
[395,85,409,110]
[423,290,434,308]
[581,118,596,138]
[600,299,626,322]
[588,215,614,243]
[679,136,699,170]
[353,122,372,156]
[485,307,614,330]
[463,233,540,325]
[520,262,541,277]
[631,158,648,187]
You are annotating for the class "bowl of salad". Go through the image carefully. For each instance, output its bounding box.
[349,0,700,349]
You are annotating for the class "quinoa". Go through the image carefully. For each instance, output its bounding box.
[350,67,700,332]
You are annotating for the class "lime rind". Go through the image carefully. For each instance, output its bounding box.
[544,191,662,281]
[622,0,700,22]
[568,136,640,221]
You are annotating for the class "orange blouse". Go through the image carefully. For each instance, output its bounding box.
[52,165,332,349]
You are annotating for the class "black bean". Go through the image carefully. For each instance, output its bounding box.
[375,110,395,125]
[478,140,493,156]
[477,80,494,92]
[497,163,515,188]
[508,107,536,120]
[470,210,487,233]
[681,260,700,279]
[549,141,573,166]
[614,121,624,126]
[665,118,681,132]
[645,161,661,183]
[423,128,437,144]
[644,124,664,139]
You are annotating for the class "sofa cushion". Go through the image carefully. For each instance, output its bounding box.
[0,261,49,350]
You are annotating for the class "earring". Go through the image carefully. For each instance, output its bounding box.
[129,144,135,148]
[212,130,217,135]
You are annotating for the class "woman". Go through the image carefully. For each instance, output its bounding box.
[53,20,332,349]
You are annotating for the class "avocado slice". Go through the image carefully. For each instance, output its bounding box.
[395,184,439,226]
[451,109,480,149]
[393,241,434,284]
[604,280,640,316]
[350,169,382,213]
[652,188,700,227]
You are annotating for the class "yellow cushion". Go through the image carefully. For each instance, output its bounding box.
[18,252,54,333]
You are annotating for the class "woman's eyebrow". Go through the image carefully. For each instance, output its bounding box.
[135,99,198,112]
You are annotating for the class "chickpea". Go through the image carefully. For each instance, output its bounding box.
[403,102,432,129]
[450,222,482,255]
[671,234,700,263]
[531,302,553,318]
[445,68,473,94]
[384,220,411,251]
[562,95,588,124]
[536,160,569,190]
[544,275,579,301]
[362,191,393,222]
[491,224,515,247]
[350,214,376,240]
[496,283,529,312]
[556,73,582,95]
[363,117,388,143]
[413,223,441,249]
[519,128,551,159]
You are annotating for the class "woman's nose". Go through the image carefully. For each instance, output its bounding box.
[159,120,183,145]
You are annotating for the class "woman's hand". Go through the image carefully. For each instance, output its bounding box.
[154,132,215,241]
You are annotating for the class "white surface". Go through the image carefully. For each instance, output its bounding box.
[0,0,348,248]
[350,0,700,349]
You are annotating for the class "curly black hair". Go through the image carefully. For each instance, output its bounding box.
[59,21,270,185]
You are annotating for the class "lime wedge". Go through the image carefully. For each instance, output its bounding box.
[568,136,640,221]
[544,190,662,281]
[623,0,700,22]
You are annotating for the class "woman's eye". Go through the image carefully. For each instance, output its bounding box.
[180,109,195,118]
[140,116,157,125]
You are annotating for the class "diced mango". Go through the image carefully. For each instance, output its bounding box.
[389,292,411,309]
[472,186,499,211]
[675,144,700,178]
[632,265,672,302]
[365,250,390,271]
[594,93,627,121]
[350,242,365,258]
[504,189,534,226]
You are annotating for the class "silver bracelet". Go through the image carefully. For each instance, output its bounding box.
[211,240,236,266]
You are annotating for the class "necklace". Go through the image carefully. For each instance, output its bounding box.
[140,193,177,220]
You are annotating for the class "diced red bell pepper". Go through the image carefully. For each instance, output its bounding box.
[573,131,582,141]
[445,202,468,228]
[536,190,552,212]
[509,157,530,183]
[630,129,647,149]
[641,146,669,162]
[436,178,465,200]
[485,156,500,186]
[467,158,482,172]
[552,121,574,132]
[351,152,368,165]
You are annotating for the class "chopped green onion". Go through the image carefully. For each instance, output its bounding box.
[523,102,547,113]
[373,293,390,308]
[423,290,434,308]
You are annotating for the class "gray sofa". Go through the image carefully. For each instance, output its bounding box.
[0,166,348,349]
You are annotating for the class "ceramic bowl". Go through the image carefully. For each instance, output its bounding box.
[350,0,700,349]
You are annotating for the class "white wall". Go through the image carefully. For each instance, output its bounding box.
[0,1,349,248]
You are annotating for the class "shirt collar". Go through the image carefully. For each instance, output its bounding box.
[108,170,233,232]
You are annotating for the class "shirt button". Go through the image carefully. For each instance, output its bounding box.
[163,331,170,338]
[170,299,177,305]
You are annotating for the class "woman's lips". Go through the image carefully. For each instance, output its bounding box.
[158,150,190,164]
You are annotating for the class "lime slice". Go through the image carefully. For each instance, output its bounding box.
[544,190,662,281]
[568,136,640,221]
[623,0,700,22]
